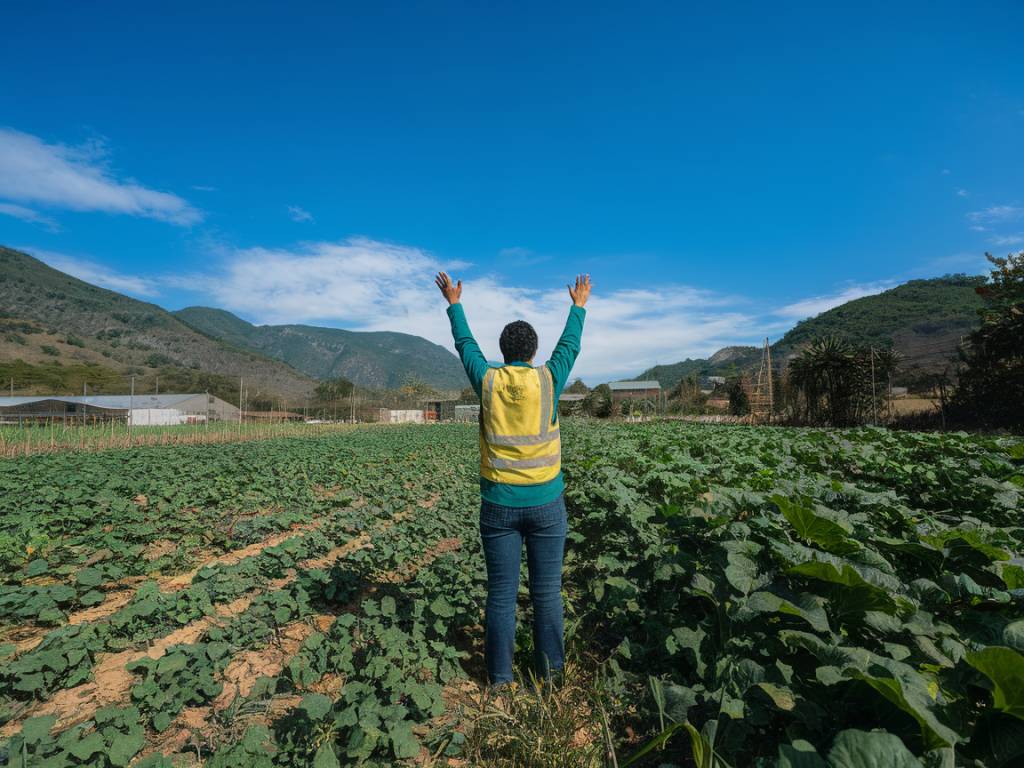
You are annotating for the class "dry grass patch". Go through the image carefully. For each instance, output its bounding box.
[436,664,616,768]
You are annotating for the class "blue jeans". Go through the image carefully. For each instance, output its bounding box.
[479,495,567,685]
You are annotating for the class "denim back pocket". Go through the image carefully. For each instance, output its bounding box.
[527,496,567,529]
[479,500,513,529]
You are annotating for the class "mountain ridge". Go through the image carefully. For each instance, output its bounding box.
[638,275,985,388]
[0,246,317,402]
[0,246,467,399]
[174,306,468,390]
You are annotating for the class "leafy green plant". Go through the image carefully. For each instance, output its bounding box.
[2,706,146,767]
[127,643,229,731]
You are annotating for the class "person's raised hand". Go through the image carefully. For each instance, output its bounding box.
[568,274,592,307]
[435,272,462,305]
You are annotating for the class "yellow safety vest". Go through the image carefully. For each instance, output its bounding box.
[479,364,561,485]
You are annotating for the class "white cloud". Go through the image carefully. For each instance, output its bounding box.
[186,237,760,382]
[991,233,1024,247]
[956,188,968,197]
[970,225,988,232]
[191,185,217,192]
[21,233,934,382]
[0,127,201,225]
[773,282,892,321]
[0,202,59,230]
[25,247,161,297]
[287,205,314,223]
[967,205,1024,225]
[941,168,951,175]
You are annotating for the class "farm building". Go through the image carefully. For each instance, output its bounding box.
[421,398,459,422]
[608,380,662,403]
[379,409,425,424]
[0,393,239,425]
[454,404,480,422]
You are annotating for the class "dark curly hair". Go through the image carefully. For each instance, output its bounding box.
[499,320,538,364]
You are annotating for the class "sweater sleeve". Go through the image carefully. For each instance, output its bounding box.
[545,305,586,399]
[446,303,490,397]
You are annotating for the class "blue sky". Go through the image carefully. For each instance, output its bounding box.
[1,1,1022,381]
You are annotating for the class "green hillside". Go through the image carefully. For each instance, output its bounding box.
[174,307,468,391]
[0,246,317,402]
[639,276,985,388]
[775,275,985,355]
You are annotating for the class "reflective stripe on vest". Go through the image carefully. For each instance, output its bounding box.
[489,453,560,470]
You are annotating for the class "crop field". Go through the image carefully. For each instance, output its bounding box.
[0,422,358,459]
[0,422,1022,767]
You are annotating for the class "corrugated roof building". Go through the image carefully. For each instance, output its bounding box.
[607,380,662,392]
[0,393,239,423]
[608,380,662,405]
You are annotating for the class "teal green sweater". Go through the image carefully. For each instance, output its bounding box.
[446,303,586,507]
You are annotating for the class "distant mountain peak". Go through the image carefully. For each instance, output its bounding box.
[708,345,760,365]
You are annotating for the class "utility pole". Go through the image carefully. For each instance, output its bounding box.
[238,377,244,425]
[129,375,134,445]
[887,373,893,424]
[9,378,12,397]
[870,347,878,425]
[766,340,774,424]
[155,375,159,395]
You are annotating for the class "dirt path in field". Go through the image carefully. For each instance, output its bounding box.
[137,527,462,763]
[3,590,138,655]
[157,520,325,590]
[0,501,404,740]
[6,501,371,656]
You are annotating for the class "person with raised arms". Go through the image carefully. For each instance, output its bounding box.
[435,272,591,687]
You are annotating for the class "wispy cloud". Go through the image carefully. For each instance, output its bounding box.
[498,246,550,267]
[287,205,314,223]
[191,185,217,192]
[773,282,893,321]
[967,205,1024,225]
[917,252,990,275]
[181,237,759,381]
[0,127,202,226]
[26,247,161,297]
[0,202,60,230]
[990,233,1024,247]
[956,188,968,197]
[499,246,532,258]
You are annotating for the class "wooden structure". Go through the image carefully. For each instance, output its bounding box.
[748,338,774,425]
[242,410,304,422]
